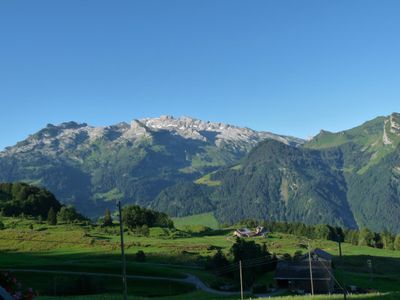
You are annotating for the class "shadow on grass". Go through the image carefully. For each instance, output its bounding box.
[0,251,189,278]
[0,251,197,297]
[333,255,400,293]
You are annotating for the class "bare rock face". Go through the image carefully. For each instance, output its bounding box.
[0,116,303,158]
[140,115,302,150]
[390,113,400,135]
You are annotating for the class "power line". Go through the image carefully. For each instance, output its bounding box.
[318,260,348,295]
[215,258,277,275]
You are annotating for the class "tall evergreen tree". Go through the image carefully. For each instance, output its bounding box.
[103,208,113,226]
[47,207,57,225]
[394,234,400,251]
[381,230,394,250]
[358,228,374,246]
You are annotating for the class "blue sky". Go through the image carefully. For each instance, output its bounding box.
[1,0,399,150]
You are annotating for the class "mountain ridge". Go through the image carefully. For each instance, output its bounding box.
[153,113,400,233]
[1,113,399,233]
[0,115,302,217]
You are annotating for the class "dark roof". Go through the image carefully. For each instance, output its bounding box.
[299,248,333,262]
[313,248,333,261]
[275,260,332,281]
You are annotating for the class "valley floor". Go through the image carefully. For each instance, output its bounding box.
[1,216,400,299]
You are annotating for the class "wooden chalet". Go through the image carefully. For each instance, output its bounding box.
[233,226,265,238]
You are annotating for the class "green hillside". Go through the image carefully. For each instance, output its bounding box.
[0,120,271,218]
[1,216,400,299]
[153,139,356,228]
[155,113,400,233]
[172,212,219,229]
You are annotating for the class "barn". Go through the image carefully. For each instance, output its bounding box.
[274,248,334,294]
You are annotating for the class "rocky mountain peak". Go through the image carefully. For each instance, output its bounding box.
[0,115,303,158]
[138,115,302,146]
[390,113,400,135]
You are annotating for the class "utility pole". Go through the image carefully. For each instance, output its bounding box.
[338,238,347,300]
[308,242,314,295]
[367,259,373,282]
[118,201,128,300]
[239,260,244,300]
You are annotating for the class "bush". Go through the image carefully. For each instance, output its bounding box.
[135,250,146,262]
[0,220,4,230]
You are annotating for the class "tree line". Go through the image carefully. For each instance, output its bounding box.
[207,237,277,290]
[239,219,400,250]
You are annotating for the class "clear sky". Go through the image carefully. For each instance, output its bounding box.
[1,0,399,150]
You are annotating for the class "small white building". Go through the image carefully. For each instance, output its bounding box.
[233,226,266,237]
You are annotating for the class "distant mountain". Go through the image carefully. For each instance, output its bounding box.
[2,113,399,233]
[153,113,400,233]
[152,139,357,229]
[306,112,400,233]
[0,116,301,217]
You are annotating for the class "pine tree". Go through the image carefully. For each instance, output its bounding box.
[47,207,57,225]
[358,228,374,247]
[381,230,394,250]
[103,208,113,226]
[394,234,400,251]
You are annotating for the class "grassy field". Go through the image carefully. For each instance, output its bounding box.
[194,172,222,187]
[36,292,400,300]
[1,216,400,299]
[172,212,220,229]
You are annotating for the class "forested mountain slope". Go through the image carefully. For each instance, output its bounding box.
[154,113,400,233]
[152,139,357,229]
[0,116,300,217]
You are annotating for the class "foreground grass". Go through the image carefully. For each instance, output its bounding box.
[38,291,237,300]
[37,292,400,300]
[263,293,400,300]
[2,216,400,298]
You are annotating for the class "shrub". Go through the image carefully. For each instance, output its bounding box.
[135,250,146,262]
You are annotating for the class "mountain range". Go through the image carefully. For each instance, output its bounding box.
[0,116,300,216]
[1,114,399,233]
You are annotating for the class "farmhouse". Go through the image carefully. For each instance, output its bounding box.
[275,248,334,294]
[233,226,265,238]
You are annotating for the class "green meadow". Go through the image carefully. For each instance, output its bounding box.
[1,215,400,299]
